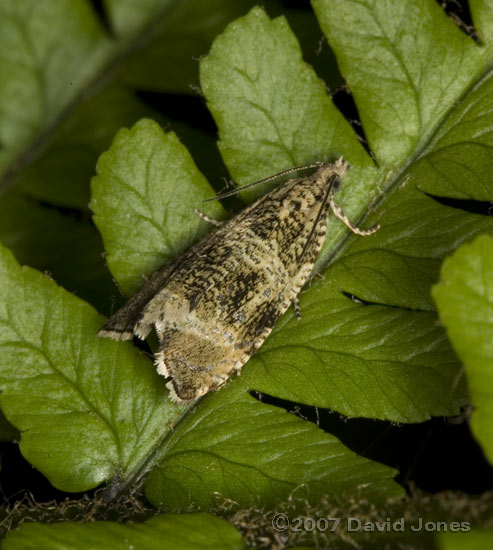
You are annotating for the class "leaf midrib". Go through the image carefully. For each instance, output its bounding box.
[0,0,183,195]
[328,56,493,272]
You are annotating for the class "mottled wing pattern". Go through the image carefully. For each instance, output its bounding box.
[98,258,180,341]
[100,160,351,403]
[143,168,339,401]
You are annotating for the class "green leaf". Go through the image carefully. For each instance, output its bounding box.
[261,1,343,92]
[438,528,493,550]
[120,0,259,93]
[470,0,493,43]
[88,1,493,510]
[199,5,380,272]
[0,0,112,181]
[104,0,168,37]
[0,0,180,195]
[0,241,178,492]
[0,409,18,442]
[433,235,493,464]
[145,385,402,510]
[91,118,226,296]
[313,0,487,166]
[119,0,340,96]
[200,5,375,201]
[15,86,161,209]
[244,280,462,422]
[3,0,493,517]
[408,66,493,202]
[90,118,402,507]
[0,0,258,210]
[167,117,229,188]
[2,512,245,550]
[0,189,115,312]
[193,3,493,424]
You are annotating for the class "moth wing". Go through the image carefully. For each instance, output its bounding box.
[99,221,231,342]
[99,259,179,341]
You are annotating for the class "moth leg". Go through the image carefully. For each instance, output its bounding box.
[293,296,301,320]
[329,198,380,236]
[234,359,246,375]
[194,208,223,226]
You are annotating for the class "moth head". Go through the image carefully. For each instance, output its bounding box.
[332,156,349,179]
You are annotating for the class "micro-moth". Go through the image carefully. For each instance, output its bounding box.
[99,158,379,402]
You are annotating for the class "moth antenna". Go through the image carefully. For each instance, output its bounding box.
[203,161,327,202]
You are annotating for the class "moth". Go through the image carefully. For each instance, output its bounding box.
[99,158,379,402]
